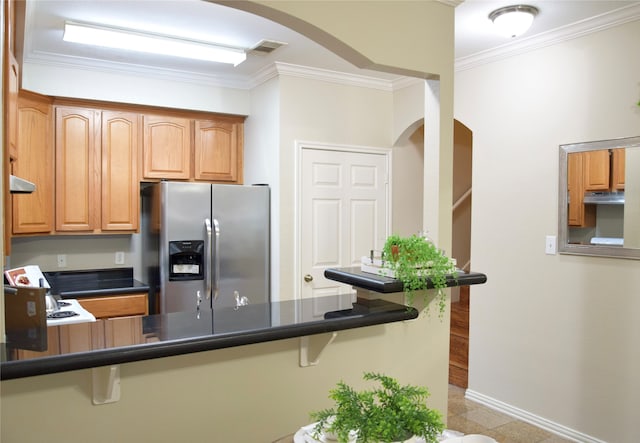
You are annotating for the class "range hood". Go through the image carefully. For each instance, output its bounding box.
[583,191,624,205]
[9,175,36,194]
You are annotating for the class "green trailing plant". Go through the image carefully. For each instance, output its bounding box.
[382,234,457,316]
[310,372,444,443]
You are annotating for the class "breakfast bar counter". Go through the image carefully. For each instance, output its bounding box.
[325,267,487,293]
[1,295,417,380]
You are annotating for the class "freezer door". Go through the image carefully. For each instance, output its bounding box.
[211,185,270,310]
[160,182,212,313]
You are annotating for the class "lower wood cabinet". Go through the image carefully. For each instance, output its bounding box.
[77,292,149,320]
[103,316,145,348]
[15,313,146,361]
[58,322,102,354]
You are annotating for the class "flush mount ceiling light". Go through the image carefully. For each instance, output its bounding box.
[488,5,539,38]
[63,21,247,66]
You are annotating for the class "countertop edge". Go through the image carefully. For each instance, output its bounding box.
[324,267,488,293]
[1,302,418,380]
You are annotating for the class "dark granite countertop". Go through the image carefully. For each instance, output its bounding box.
[43,268,149,298]
[1,295,417,380]
[325,267,487,293]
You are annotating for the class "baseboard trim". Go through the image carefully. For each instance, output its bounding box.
[464,389,606,443]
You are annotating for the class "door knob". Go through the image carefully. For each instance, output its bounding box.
[304,274,313,283]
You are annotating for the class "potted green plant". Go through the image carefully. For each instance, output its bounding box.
[310,372,445,443]
[381,234,457,316]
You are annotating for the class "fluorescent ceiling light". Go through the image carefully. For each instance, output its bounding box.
[63,21,246,66]
[489,5,539,38]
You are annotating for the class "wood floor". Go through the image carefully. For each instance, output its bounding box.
[449,285,470,388]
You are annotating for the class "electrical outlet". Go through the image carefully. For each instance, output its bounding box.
[57,254,67,268]
[545,235,557,255]
[115,251,125,265]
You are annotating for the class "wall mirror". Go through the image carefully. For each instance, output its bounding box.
[558,135,640,259]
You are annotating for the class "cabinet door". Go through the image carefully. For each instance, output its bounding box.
[567,152,595,227]
[55,107,100,231]
[58,322,99,353]
[143,115,191,179]
[194,119,243,182]
[104,316,144,347]
[611,148,625,191]
[13,93,55,234]
[101,111,140,231]
[583,150,610,191]
[6,52,19,160]
[77,293,149,319]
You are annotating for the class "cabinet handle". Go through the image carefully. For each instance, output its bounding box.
[304,274,313,283]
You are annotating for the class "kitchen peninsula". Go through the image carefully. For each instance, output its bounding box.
[1,294,418,380]
[1,267,487,380]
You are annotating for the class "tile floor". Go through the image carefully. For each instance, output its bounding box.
[274,385,574,443]
[447,385,572,443]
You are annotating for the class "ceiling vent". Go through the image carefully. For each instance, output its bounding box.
[249,39,287,56]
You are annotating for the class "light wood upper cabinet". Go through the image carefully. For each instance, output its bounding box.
[13,92,54,234]
[194,118,243,182]
[55,107,100,232]
[611,148,625,191]
[583,149,610,191]
[567,152,595,227]
[101,111,140,231]
[142,115,191,179]
[6,53,19,161]
[55,106,140,233]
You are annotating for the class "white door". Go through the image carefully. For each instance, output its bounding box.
[298,144,390,316]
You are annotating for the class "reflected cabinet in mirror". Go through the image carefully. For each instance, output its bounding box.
[559,135,640,259]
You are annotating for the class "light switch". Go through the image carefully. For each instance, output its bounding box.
[545,235,557,255]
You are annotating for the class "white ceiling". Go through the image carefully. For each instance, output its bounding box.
[22,0,640,87]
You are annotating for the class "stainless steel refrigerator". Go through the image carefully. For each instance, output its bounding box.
[141,182,270,316]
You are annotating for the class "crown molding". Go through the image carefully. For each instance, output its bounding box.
[23,51,404,93]
[266,62,396,91]
[437,0,464,7]
[23,51,251,89]
[455,3,640,72]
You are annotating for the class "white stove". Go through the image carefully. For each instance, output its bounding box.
[47,299,96,326]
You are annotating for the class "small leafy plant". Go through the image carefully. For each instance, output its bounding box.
[382,234,457,316]
[310,372,444,443]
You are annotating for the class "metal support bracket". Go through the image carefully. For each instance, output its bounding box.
[92,365,121,405]
[299,332,338,367]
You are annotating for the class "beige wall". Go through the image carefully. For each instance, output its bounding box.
[455,19,640,442]
[277,74,393,299]
[2,2,455,442]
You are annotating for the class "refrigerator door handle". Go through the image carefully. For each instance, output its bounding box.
[205,219,212,300]
[213,218,220,301]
